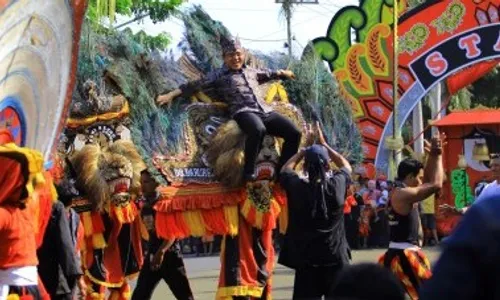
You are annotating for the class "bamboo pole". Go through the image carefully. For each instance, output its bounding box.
[391,1,399,180]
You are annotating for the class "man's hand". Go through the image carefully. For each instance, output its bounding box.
[424,132,447,155]
[439,204,463,216]
[315,122,327,146]
[305,123,315,146]
[77,276,87,299]
[156,89,182,106]
[278,69,296,79]
[156,92,175,106]
[151,250,165,271]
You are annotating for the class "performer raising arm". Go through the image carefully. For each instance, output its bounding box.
[156,36,301,182]
[379,133,445,300]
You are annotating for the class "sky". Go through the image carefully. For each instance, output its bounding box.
[122,0,358,55]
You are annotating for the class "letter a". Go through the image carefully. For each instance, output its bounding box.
[494,30,500,52]
[459,33,482,59]
[425,52,448,77]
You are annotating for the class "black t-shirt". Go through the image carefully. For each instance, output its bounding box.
[387,200,420,245]
[278,169,351,269]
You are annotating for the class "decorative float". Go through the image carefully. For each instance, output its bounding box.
[58,6,364,299]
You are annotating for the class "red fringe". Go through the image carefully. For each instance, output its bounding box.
[175,212,191,237]
[201,208,228,234]
[272,184,287,206]
[154,184,245,213]
[156,212,188,240]
[91,212,105,233]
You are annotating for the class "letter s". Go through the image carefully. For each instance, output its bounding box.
[425,52,448,77]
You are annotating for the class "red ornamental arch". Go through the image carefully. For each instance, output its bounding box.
[314,0,500,176]
[376,0,500,175]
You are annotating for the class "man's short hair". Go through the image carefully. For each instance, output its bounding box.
[397,158,424,181]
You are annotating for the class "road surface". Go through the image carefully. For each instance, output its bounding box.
[133,247,441,300]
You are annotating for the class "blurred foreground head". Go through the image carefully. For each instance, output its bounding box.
[330,263,405,300]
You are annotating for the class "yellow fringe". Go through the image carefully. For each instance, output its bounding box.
[255,210,263,229]
[279,204,289,234]
[92,234,106,249]
[0,143,45,201]
[216,285,265,299]
[112,203,136,224]
[224,206,239,236]
[84,271,124,288]
[183,210,206,236]
[49,179,58,202]
[240,197,251,218]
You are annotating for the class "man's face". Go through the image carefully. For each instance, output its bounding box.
[223,49,245,70]
[490,158,500,181]
[140,172,158,195]
[406,168,424,187]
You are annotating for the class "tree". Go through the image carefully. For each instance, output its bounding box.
[84,0,182,52]
[282,45,364,164]
[448,87,472,111]
[122,28,172,52]
[87,0,183,25]
[470,67,500,108]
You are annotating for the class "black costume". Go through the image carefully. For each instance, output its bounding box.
[37,201,82,300]
[131,194,193,300]
[279,145,351,299]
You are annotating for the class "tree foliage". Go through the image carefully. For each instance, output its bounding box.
[84,0,181,52]
[122,28,172,52]
[87,0,183,25]
[448,87,472,111]
[470,67,500,108]
[282,46,364,164]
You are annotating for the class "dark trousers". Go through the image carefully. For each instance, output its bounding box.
[131,251,193,300]
[234,111,301,175]
[344,214,360,250]
[293,265,343,300]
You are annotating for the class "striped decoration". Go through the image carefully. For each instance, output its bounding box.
[0,0,85,160]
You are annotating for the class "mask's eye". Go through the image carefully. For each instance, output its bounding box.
[205,125,217,135]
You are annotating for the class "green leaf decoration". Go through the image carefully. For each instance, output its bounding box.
[450,168,474,209]
[359,0,386,42]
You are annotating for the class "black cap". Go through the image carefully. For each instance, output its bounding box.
[220,36,242,55]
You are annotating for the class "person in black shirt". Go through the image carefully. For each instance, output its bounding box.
[131,170,193,300]
[156,36,301,181]
[279,122,352,299]
[379,133,445,300]
[37,200,84,300]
